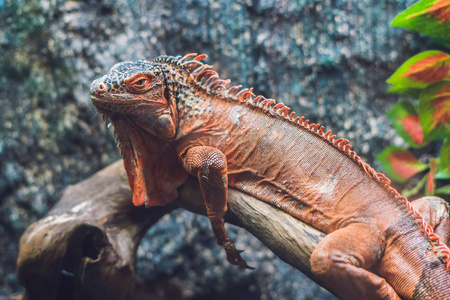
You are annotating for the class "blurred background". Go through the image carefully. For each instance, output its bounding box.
[0,0,430,299]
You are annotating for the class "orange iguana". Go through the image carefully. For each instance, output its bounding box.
[90,53,450,299]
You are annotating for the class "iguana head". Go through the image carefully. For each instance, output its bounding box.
[90,58,187,208]
[90,60,180,140]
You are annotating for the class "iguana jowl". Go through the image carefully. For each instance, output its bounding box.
[91,53,450,299]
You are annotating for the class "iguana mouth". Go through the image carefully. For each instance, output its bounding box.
[90,94,133,108]
[90,94,132,103]
[91,95,157,116]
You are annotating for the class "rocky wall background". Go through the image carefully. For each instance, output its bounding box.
[0,0,428,298]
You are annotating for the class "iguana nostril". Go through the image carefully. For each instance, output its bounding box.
[98,83,107,92]
[90,80,107,95]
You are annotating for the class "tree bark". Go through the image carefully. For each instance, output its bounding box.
[16,160,326,300]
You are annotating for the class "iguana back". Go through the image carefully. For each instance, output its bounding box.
[91,54,450,299]
[179,95,398,232]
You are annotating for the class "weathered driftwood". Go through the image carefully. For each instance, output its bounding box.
[17,160,326,300]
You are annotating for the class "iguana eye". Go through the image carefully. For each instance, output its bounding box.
[127,75,152,92]
[134,79,147,86]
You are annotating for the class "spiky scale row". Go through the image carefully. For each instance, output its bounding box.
[151,53,450,270]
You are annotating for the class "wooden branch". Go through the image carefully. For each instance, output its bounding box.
[17,160,326,300]
[179,177,326,279]
[16,161,175,300]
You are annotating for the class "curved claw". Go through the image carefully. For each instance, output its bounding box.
[225,251,254,269]
[223,245,254,269]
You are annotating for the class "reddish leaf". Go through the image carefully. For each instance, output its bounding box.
[418,81,450,141]
[389,151,422,178]
[387,51,450,94]
[391,0,450,41]
[431,85,450,129]
[426,158,438,195]
[377,146,429,182]
[430,0,450,22]
[401,52,450,83]
[387,100,426,147]
[408,0,450,23]
[399,115,424,145]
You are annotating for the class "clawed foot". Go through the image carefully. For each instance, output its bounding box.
[223,239,254,269]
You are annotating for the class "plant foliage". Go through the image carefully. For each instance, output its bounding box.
[378,0,450,199]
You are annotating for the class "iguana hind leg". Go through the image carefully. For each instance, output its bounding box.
[182,146,252,269]
[411,196,450,246]
[310,223,400,300]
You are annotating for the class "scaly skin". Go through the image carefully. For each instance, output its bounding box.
[90,54,450,299]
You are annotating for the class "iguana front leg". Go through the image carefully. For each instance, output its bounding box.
[181,146,252,269]
[310,223,400,300]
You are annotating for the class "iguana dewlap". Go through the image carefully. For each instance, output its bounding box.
[90,54,450,300]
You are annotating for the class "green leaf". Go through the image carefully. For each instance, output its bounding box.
[418,81,450,141]
[387,51,450,94]
[377,146,429,182]
[435,184,450,194]
[432,37,450,49]
[437,138,450,178]
[391,0,450,41]
[387,100,426,148]
[425,158,438,195]
[402,174,428,197]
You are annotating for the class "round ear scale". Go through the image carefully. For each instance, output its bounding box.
[155,114,176,139]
